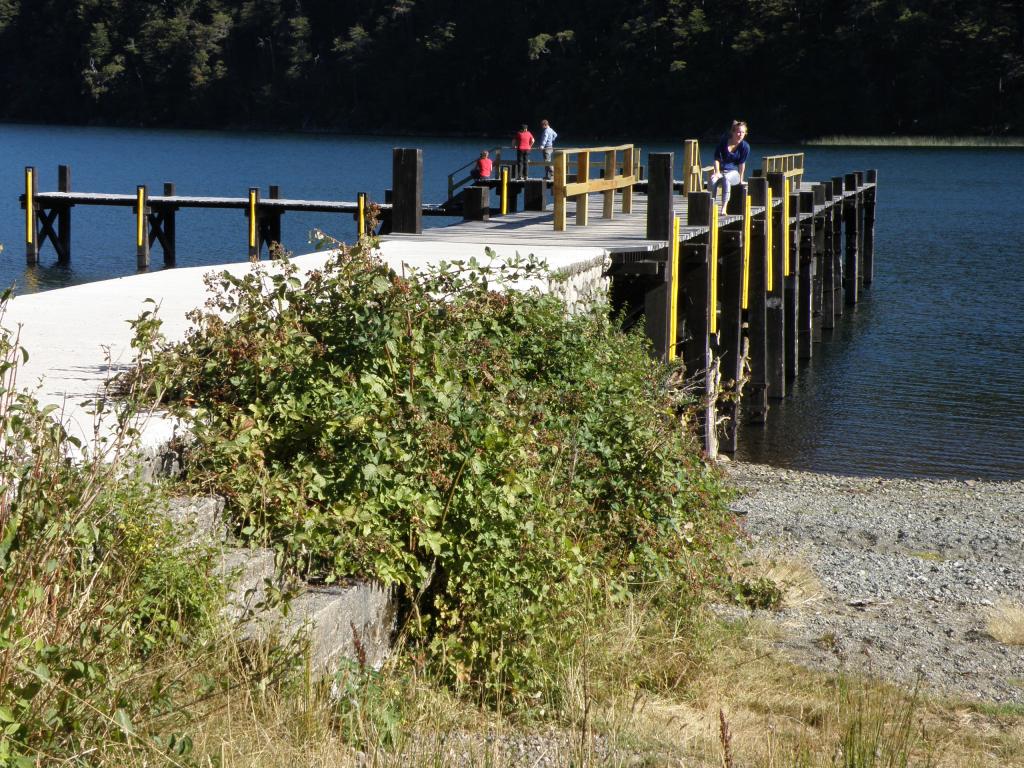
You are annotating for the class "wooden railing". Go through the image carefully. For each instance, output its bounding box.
[762,152,805,187]
[552,144,638,231]
[682,139,715,193]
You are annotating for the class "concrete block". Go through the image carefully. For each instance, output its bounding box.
[161,495,226,545]
[215,547,277,621]
[246,581,396,673]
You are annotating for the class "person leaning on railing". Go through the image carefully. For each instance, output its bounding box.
[709,120,750,214]
[513,124,535,179]
[539,119,558,180]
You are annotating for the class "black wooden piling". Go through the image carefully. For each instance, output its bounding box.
[392,148,423,234]
[136,185,150,269]
[820,181,835,329]
[744,177,769,423]
[863,169,878,285]
[717,184,747,452]
[844,173,859,305]
[785,186,800,383]
[765,172,786,399]
[796,191,813,360]
[685,189,716,456]
[831,176,845,315]
[261,185,283,253]
[811,184,827,340]
[463,186,490,221]
[524,178,547,211]
[158,182,177,265]
[56,165,71,264]
[645,153,674,361]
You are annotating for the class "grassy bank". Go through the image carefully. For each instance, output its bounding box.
[803,135,1024,147]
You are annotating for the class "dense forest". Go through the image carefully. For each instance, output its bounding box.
[0,0,1020,139]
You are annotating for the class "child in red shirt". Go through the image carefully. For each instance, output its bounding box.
[472,150,493,180]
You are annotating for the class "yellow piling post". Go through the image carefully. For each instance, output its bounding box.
[500,167,509,215]
[742,191,752,309]
[553,152,567,231]
[710,203,719,335]
[782,177,791,277]
[358,192,366,238]
[668,216,681,361]
[765,187,774,293]
[136,185,150,268]
[248,187,259,260]
[24,166,36,263]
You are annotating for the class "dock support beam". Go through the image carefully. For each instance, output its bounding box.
[258,185,283,255]
[863,169,877,286]
[463,186,489,221]
[844,173,860,305]
[524,179,547,212]
[744,177,769,424]
[717,184,746,453]
[831,176,845,315]
[798,192,815,360]
[56,165,71,264]
[766,172,786,399]
[819,181,835,329]
[685,190,717,458]
[392,148,423,234]
[645,153,674,361]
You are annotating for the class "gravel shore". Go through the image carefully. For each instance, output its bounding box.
[722,461,1024,704]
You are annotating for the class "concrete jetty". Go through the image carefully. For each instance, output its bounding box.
[4,237,609,455]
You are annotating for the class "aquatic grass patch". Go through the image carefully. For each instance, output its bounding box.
[803,135,1024,147]
[147,237,735,706]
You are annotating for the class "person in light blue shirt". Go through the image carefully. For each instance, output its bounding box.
[539,119,558,180]
[709,120,750,214]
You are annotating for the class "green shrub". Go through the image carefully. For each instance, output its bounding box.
[153,240,733,704]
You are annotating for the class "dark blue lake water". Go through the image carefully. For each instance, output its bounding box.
[1,124,1022,480]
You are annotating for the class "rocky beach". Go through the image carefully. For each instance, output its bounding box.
[724,461,1024,704]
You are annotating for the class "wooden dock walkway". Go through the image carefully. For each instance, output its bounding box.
[18,144,878,459]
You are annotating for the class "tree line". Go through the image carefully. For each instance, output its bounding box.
[0,0,1020,139]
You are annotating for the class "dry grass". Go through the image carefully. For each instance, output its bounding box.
[115,593,1024,767]
[757,556,826,609]
[987,601,1024,646]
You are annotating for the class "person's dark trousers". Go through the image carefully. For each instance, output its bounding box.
[516,150,530,179]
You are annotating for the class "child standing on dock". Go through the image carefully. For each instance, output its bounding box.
[514,124,535,179]
[709,120,750,214]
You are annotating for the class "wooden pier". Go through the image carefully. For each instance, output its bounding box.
[18,144,877,457]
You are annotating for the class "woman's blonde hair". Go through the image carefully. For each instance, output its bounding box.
[731,120,749,135]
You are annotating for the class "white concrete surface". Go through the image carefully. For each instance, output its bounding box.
[4,238,608,455]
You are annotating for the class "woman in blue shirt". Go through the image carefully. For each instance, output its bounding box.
[709,120,750,215]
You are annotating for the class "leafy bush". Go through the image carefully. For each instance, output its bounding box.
[154,240,733,703]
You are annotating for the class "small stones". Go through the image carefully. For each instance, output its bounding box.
[723,461,1024,705]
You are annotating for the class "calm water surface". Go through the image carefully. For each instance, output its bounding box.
[1,125,1021,480]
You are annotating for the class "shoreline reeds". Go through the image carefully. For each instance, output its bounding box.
[803,135,1024,148]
